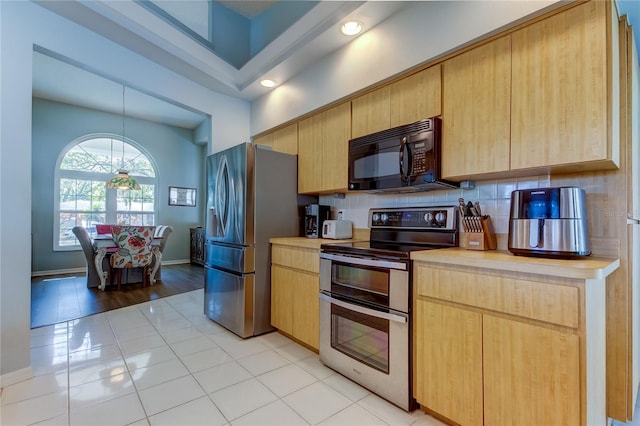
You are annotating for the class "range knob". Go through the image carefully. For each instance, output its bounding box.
[372,213,380,223]
[424,212,434,223]
[381,213,389,222]
[435,212,447,224]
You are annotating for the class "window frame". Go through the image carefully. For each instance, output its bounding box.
[54,133,158,251]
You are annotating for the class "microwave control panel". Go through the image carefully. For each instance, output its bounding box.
[408,139,431,175]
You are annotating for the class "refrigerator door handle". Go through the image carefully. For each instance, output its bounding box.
[215,156,231,238]
[208,207,219,238]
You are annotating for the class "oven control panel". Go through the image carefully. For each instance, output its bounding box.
[369,206,457,230]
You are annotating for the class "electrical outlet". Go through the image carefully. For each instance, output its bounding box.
[337,210,344,220]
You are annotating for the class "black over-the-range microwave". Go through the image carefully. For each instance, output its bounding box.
[348,117,459,193]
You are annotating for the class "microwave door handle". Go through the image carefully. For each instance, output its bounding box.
[399,136,411,182]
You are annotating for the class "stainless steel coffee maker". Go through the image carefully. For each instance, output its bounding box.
[508,187,591,258]
[304,204,330,238]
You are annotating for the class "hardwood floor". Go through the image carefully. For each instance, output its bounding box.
[31,263,205,329]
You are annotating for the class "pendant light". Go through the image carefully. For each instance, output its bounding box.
[106,85,141,190]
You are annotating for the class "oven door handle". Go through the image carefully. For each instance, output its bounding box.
[319,252,407,270]
[319,293,408,324]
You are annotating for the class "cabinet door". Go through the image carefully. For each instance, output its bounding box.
[292,272,320,350]
[483,315,580,426]
[511,1,614,170]
[351,86,390,138]
[321,102,351,193]
[297,114,323,194]
[270,265,293,335]
[390,65,441,127]
[442,36,511,179]
[254,124,297,155]
[414,299,483,426]
[271,123,298,156]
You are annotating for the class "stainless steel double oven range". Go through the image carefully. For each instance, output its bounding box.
[319,206,458,411]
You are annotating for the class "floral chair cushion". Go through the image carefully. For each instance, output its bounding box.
[110,226,156,269]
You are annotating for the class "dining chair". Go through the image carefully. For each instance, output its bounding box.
[150,225,173,280]
[110,225,156,290]
[73,225,109,288]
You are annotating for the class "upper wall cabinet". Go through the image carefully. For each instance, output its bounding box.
[351,65,442,139]
[351,86,390,138]
[389,64,441,128]
[442,36,512,179]
[253,123,298,156]
[510,1,620,171]
[298,102,351,194]
[442,1,620,180]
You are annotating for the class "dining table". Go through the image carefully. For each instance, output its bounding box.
[92,234,163,291]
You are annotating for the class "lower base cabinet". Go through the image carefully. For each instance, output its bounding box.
[270,243,320,350]
[415,299,581,426]
[412,257,611,426]
[414,300,483,426]
[483,316,580,426]
[271,265,319,349]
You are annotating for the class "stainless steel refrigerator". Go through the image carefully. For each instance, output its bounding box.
[204,142,301,338]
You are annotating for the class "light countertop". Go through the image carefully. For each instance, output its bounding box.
[411,248,619,280]
[269,236,353,250]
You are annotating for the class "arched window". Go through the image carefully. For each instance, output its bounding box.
[55,135,157,250]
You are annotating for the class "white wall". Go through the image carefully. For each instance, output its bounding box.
[250,0,559,134]
[0,0,34,384]
[0,0,250,383]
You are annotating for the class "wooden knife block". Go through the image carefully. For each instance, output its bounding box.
[463,216,497,251]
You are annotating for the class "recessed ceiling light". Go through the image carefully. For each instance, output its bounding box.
[341,21,362,36]
[260,79,276,88]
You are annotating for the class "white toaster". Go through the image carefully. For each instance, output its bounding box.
[322,220,353,239]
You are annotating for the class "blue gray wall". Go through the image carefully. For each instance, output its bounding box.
[32,98,205,274]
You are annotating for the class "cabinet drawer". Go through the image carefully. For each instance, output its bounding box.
[271,245,319,274]
[414,265,579,328]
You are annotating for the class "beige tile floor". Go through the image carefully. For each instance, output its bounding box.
[0,289,445,426]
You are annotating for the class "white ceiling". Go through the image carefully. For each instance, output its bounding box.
[31,1,640,131]
[32,0,408,130]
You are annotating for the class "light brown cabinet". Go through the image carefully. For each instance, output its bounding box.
[442,1,620,180]
[483,315,580,426]
[253,122,298,155]
[257,1,622,188]
[351,86,390,138]
[389,65,441,127]
[270,243,320,350]
[298,102,351,194]
[352,65,441,139]
[412,255,613,426]
[511,1,618,171]
[414,299,483,426]
[442,36,511,180]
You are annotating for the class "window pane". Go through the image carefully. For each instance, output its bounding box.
[61,138,155,177]
[116,185,155,213]
[59,212,78,247]
[57,137,157,249]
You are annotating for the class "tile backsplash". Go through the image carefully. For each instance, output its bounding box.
[319,175,551,235]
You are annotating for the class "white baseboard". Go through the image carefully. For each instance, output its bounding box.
[31,267,85,277]
[0,366,33,389]
[162,259,191,266]
[31,260,192,277]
